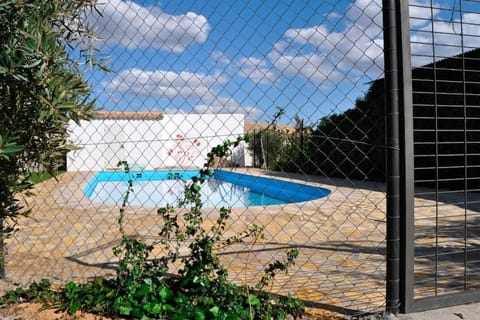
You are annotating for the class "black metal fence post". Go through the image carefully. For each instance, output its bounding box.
[383,0,414,315]
[383,0,404,315]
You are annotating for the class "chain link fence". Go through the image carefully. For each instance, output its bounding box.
[4,0,394,316]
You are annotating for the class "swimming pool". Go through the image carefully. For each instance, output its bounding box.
[84,170,330,208]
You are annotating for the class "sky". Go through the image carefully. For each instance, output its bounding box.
[80,0,480,126]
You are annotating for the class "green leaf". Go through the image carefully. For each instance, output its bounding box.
[56,102,76,110]
[92,277,104,286]
[106,289,115,298]
[131,307,143,318]
[225,311,240,320]
[64,281,79,299]
[159,286,172,303]
[0,135,22,158]
[0,144,22,156]
[11,73,28,81]
[209,306,220,317]
[143,302,162,314]
[163,304,175,312]
[135,284,150,297]
[194,308,206,320]
[248,294,260,306]
[69,301,81,314]
[119,304,132,315]
[22,59,42,68]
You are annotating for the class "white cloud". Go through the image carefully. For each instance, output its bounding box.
[102,68,260,120]
[409,0,442,27]
[211,51,232,65]
[237,57,277,84]
[193,98,262,121]
[88,0,209,52]
[463,13,480,48]
[344,0,383,33]
[410,11,480,67]
[266,0,384,85]
[258,0,477,85]
[163,107,187,114]
[269,51,342,85]
[102,68,225,100]
[325,11,342,21]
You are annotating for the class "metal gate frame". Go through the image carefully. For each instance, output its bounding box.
[383,0,480,314]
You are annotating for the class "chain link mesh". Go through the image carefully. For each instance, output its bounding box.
[4,0,394,316]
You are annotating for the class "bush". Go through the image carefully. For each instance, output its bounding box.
[0,0,105,261]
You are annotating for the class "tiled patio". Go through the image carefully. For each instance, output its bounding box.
[3,168,479,315]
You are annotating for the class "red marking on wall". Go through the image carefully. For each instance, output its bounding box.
[168,134,202,166]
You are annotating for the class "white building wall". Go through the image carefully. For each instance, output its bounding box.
[67,114,245,171]
[67,120,106,171]
[162,114,245,168]
[241,142,254,167]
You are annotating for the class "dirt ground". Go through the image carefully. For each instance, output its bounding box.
[0,303,113,320]
[0,302,339,319]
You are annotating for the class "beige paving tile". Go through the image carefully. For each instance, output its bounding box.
[3,169,479,314]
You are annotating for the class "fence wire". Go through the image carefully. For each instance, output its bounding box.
[3,0,392,316]
[410,0,480,306]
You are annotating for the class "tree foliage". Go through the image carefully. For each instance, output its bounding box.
[0,0,102,238]
[305,82,386,181]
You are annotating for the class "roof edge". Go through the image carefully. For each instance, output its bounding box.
[94,111,164,120]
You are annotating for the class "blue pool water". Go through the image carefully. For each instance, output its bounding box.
[84,170,330,208]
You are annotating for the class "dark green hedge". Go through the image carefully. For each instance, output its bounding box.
[286,48,480,188]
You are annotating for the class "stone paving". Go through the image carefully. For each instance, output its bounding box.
[3,168,479,316]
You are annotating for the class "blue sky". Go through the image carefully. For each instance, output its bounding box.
[82,0,480,125]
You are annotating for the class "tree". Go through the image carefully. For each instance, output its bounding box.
[273,116,311,173]
[249,129,288,169]
[0,0,104,276]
